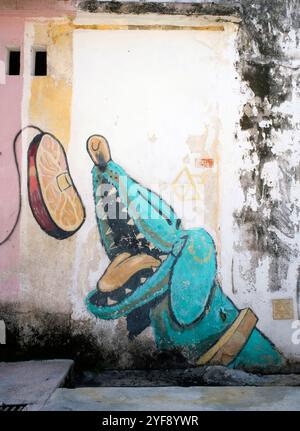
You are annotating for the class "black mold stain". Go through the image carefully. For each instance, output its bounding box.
[240,112,253,130]
[243,63,271,100]
[77,1,241,17]
[268,257,289,292]
[234,0,300,291]
[0,304,189,371]
[235,206,296,257]
[0,304,103,370]
[240,0,300,59]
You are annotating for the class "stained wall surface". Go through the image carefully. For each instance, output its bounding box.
[0,0,299,372]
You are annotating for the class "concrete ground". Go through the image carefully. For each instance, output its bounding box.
[42,386,300,411]
[0,360,73,411]
[1,361,300,411]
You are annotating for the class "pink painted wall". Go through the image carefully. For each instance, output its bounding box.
[0,3,76,303]
[0,1,76,17]
[0,17,25,302]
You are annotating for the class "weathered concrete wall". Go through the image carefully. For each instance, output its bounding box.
[0,16,24,303]
[0,0,299,372]
[226,0,300,365]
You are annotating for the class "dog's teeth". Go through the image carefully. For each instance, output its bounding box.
[109,243,117,250]
[108,187,116,196]
[107,297,118,306]
[127,219,134,226]
[140,277,147,283]
[160,255,168,261]
[125,288,132,295]
[136,233,144,240]
[149,243,155,250]
[106,227,112,235]
[152,267,157,272]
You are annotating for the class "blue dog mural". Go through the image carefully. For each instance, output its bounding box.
[86,135,285,370]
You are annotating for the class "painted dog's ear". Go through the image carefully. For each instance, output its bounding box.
[169,230,217,326]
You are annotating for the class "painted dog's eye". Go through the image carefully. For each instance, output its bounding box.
[220,309,227,322]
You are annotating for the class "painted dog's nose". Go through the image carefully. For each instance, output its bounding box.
[87,134,111,170]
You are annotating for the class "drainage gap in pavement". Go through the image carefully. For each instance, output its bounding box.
[0,403,27,411]
[72,366,300,388]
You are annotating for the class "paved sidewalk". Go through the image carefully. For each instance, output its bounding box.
[1,361,300,411]
[42,386,300,411]
[0,360,73,411]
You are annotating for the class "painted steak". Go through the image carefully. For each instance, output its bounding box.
[28,132,85,239]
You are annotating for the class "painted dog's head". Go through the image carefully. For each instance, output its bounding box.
[85,135,185,333]
[86,135,217,337]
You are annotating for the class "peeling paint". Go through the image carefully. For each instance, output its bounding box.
[233,0,300,297]
[1,1,300,370]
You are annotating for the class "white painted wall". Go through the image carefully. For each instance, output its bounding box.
[69,26,239,317]
[68,25,300,361]
[15,16,299,364]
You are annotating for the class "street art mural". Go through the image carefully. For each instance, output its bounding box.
[1,2,299,372]
[84,134,284,369]
[3,128,285,369]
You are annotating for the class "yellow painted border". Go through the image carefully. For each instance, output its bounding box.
[74,24,224,31]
